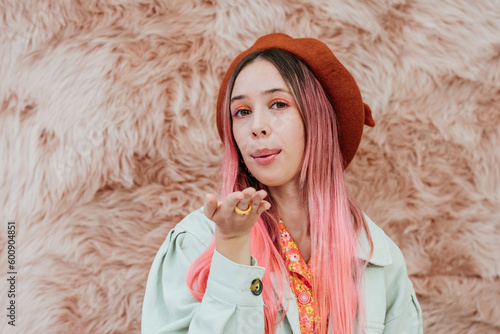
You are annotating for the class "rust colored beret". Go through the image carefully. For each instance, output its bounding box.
[216,33,375,168]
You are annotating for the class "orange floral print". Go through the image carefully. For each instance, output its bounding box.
[279,220,320,334]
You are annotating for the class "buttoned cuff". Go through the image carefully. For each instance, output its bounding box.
[206,250,266,306]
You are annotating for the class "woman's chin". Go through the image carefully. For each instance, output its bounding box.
[249,174,285,188]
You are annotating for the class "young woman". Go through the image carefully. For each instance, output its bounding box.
[142,33,422,334]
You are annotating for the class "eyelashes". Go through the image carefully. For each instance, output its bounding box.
[232,99,289,118]
[270,100,288,109]
[233,108,251,117]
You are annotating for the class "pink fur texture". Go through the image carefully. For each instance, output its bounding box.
[1,0,499,333]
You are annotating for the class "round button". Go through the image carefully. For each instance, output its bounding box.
[250,278,263,296]
[297,292,311,304]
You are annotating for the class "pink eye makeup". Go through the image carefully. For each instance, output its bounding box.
[232,108,251,117]
[231,103,252,118]
[270,99,289,109]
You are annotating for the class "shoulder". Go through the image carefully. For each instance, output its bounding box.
[361,213,419,325]
[173,207,216,247]
[360,213,412,300]
[150,208,215,266]
[142,209,216,333]
[359,213,407,271]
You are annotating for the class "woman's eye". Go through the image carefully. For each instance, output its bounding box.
[271,101,288,109]
[233,109,251,117]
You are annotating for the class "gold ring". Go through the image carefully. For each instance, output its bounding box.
[234,204,252,215]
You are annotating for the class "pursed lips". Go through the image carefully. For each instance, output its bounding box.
[250,148,282,165]
[251,148,282,158]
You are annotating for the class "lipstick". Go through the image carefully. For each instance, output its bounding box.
[251,148,281,165]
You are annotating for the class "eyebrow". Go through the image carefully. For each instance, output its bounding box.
[230,88,291,105]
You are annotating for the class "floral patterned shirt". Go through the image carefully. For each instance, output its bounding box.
[279,220,320,334]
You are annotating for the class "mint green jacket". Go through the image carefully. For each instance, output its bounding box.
[142,209,422,333]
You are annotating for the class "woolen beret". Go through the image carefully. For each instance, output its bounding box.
[216,33,375,168]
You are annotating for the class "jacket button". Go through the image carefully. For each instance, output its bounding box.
[250,278,263,296]
[297,292,311,304]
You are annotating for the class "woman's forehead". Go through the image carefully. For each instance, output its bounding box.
[231,59,288,97]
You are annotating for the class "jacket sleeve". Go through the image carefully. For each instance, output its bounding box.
[141,216,266,334]
[382,238,423,334]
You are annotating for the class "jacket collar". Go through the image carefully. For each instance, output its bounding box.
[357,213,392,266]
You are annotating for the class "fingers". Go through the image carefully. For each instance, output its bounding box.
[233,188,270,216]
[209,188,271,240]
[235,187,256,211]
[208,188,271,220]
[256,200,271,215]
[248,189,267,207]
[203,193,219,219]
[251,190,270,215]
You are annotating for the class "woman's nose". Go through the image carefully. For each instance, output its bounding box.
[251,111,271,138]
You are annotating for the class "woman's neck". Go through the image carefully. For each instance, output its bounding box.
[268,181,310,259]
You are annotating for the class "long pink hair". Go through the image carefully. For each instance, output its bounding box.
[187,49,373,333]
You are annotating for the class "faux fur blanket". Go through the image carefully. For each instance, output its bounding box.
[1,0,499,333]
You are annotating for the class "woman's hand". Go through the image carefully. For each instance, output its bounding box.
[204,187,270,265]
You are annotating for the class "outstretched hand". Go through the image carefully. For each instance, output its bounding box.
[203,187,271,265]
[204,187,270,239]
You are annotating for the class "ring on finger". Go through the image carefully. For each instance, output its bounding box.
[234,204,252,215]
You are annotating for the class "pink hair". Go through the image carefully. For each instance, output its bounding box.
[187,49,373,333]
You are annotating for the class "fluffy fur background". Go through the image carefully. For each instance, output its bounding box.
[1,0,499,333]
